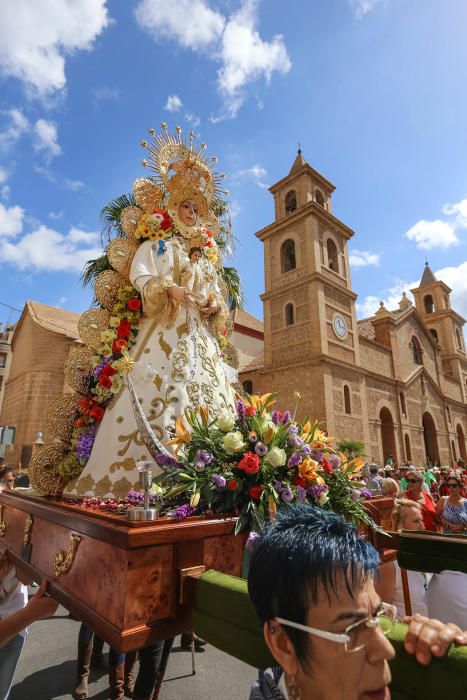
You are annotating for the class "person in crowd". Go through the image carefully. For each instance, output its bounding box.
[0,468,16,491]
[1,545,58,700]
[398,465,408,491]
[382,478,400,498]
[435,470,467,534]
[378,499,430,618]
[366,464,383,495]
[400,469,437,531]
[438,467,452,497]
[248,504,467,700]
[74,624,126,700]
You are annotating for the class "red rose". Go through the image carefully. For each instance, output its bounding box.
[160,213,173,231]
[91,405,105,421]
[127,298,142,312]
[322,458,333,475]
[249,485,264,501]
[245,405,256,417]
[117,319,132,337]
[228,479,238,491]
[112,338,128,355]
[99,375,112,389]
[206,229,213,238]
[205,239,213,247]
[238,452,260,474]
[75,417,83,428]
[293,475,307,488]
[101,364,117,377]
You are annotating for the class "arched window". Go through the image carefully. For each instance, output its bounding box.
[280,239,296,273]
[326,238,338,272]
[446,406,452,424]
[429,328,438,342]
[285,303,294,326]
[411,336,422,365]
[404,434,412,462]
[315,189,325,207]
[451,440,457,463]
[285,190,297,215]
[424,294,434,314]
[242,380,253,394]
[399,392,407,417]
[456,328,463,350]
[343,385,351,414]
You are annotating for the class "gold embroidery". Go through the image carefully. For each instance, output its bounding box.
[134,319,158,362]
[153,374,163,391]
[94,475,114,497]
[171,339,189,381]
[198,342,220,387]
[109,457,136,473]
[158,331,171,360]
[186,381,200,407]
[176,321,189,338]
[75,475,96,496]
[112,477,133,500]
[117,416,124,424]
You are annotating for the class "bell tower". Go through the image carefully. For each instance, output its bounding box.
[256,150,362,425]
[411,263,467,384]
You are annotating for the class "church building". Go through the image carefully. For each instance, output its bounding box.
[240,152,467,467]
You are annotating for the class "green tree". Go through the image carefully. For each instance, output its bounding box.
[336,439,366,459]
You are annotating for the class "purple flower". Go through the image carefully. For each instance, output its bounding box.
[308,485,328,499]
[156,453,179,467]
[301,444,311,456]
[281,488,293,502]
[271,411,280,426]
[273,480,283,493]
[328,454,342,469]
[236,400,246,422]
[246,531,261,551]
[127,489,159,505]
[93,357,111,379]
[311,449,323,462]
[173,503,195,521]
[75,426,96,462]
[288,452,302,468]
[287,424,298,434]
[281,411,292,424]
[196,449,213,464]
[255,442,268,456]
[248,432,258,443]
[297,486,307,502]
[212,474,226,489]
[289,435,303,448]
[195,462,205,472]
[351,490,361,501]
[360,488,372,499]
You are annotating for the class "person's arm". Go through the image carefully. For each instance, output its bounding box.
[0,580,58,647]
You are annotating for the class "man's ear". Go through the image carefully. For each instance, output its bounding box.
[263,621,299,676]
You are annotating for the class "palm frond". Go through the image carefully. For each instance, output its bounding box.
[219,266,244,310]
[81,254,111,289]
[100,193,136,244]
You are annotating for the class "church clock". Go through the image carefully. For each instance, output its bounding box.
[332,313,348,339]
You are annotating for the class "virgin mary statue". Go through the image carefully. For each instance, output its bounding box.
[30,126,236,499]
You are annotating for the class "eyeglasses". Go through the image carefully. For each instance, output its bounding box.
[406,479,420,484]
[446,482,460,488]
[274,602,397,653]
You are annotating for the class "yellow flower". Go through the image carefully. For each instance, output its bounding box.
[299,459,325,484]
[204,247,218,265]
[166,416,191,455]
[245,393,277,416]
[100,329,117,344]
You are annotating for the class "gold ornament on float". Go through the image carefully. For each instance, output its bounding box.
[64,347,94,394]
[132,178,164,212]
[120,205,143,240]
[107,238,139,279]
[94,270,127,310]
[78,309,111,349]
[45,393,81,443]
[223,342,239,369]
[29,443,67,496]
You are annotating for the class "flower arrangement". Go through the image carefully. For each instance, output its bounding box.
[155,393,376,534]
[135,209,175,254]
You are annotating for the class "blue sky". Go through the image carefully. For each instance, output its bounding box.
[1,0,467,329]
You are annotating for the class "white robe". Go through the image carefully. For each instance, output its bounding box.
[65,238,234,499]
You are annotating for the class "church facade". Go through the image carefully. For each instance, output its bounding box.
[240,153,467,467]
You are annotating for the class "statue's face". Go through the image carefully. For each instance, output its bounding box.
[179,199,197,227]
[190,250,202,263]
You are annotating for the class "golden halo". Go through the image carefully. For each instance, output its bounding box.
[132,178,164,212]
[94,270,127,311]
[107,238,139,279]
[120,206,143,240]
[78,309,111,349]
[29,443,67,496]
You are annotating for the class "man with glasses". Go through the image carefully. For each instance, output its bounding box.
[248,504,467,700]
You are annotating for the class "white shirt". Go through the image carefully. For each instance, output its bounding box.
[392,562,430,618]
[0,567,28,638]
[428,571,467,628]
[278,673,289,700]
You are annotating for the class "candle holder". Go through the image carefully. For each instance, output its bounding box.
[127,461,159,521]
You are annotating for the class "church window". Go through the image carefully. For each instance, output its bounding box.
[343,385,351,414]
[315,189,325,207]
[446,406,452,424]
[399,392,407,417]
[411,336,422,365]
[242,380,253,394]
[285,303,294,326]
[424,294,434,314]
[429,329,438,342]
[281,239,296,273]
[326,238,339,273]
[455,328,464,351]
[285,190,297,214]
[404,434,412,462]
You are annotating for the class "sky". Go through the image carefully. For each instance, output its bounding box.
[1,0,467,330]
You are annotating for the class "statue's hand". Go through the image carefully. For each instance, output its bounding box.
[200,300,218,317]
[168,285,200,308]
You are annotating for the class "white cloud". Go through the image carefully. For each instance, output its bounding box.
[0,0,110,95]
[0,203,25,238]
[356,279,410,319]
[49,210,64,220]
[349,0,383,19]
[64,178,86,191]
[136,0,290,120]
[1,186,11,201]
[405,219,459,250]
[92,86,120,105]
[244,165,267,179]
[135,0,225,49]
[443,198,467,229]
[34,166,86,191]
[185,112,201,127]
[164,95,183,112]
[0,223,101,272]
[0,167,7,184]
[349,249,381,267]
[0,108,28,151]
[57,296,68,307]
[34,119,62,160]
[257,182,269,189]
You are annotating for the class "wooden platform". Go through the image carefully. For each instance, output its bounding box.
[0,490,245,652]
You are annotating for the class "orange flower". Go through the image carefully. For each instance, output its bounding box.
[299,459,325,484]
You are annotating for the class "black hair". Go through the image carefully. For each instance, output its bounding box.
[0,466,16,480]
[188,246,202,259]
[247,503,380,667]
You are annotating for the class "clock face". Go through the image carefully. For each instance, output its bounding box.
[332,314,347,339]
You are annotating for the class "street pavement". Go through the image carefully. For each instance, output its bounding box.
[10,598,256,700]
